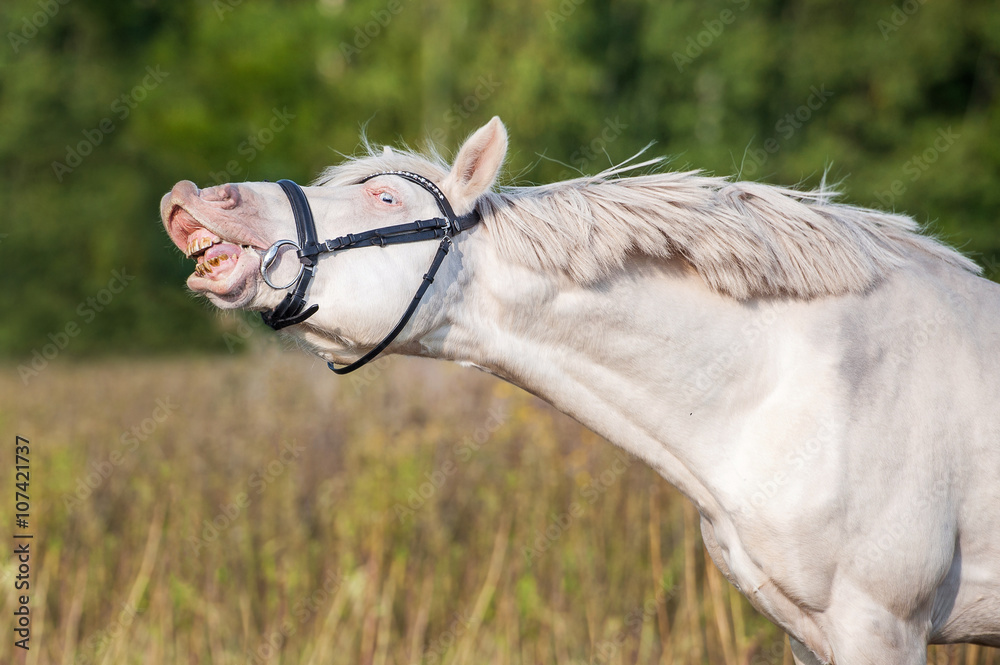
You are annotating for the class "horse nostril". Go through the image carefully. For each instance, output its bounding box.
[222,184,241,208]
[202,184,241,209]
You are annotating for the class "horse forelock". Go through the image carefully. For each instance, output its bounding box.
[316,143,981,300]
[313,142,449,189]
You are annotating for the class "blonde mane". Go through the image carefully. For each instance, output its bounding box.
[318,145,980,300]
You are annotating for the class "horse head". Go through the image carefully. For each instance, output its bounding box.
[160,117,508,367]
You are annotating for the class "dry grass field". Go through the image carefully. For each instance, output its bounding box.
[2,342,996,664]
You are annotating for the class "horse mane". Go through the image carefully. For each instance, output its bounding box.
[317,144,980,300]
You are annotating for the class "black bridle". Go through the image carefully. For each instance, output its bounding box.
[258,171,479,374]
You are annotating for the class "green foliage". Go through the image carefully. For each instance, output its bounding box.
[2,0,998,357]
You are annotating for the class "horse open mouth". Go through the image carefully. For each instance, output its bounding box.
[165,205,263,306]
[185,229,248,280]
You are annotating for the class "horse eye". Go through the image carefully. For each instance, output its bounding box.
[378,191,396,205]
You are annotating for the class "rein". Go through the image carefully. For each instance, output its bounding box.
[259,171,480,374]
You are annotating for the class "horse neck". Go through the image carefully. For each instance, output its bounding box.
[427,235,808,516]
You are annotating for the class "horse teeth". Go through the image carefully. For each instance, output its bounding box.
[186,236,220,258]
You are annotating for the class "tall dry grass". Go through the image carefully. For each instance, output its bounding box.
[1,348,995,665]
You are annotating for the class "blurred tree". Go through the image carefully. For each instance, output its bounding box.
[1,0,997,357]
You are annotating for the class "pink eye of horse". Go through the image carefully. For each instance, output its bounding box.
[377,191,397,205]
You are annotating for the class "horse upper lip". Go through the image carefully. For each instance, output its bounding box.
[165,203,265,256]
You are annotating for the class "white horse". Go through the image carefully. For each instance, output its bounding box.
[161,117,1000,664]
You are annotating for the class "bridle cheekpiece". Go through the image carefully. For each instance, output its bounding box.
[259,171,480,374]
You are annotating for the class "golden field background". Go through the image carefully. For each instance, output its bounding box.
[2,341,997,665]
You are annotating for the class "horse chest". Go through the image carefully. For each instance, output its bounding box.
[699,513,835,654]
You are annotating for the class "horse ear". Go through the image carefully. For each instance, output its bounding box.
[444,116,507,213]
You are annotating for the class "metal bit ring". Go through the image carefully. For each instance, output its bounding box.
[260,239,305,290]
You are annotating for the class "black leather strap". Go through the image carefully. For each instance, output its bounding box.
[277,179,320,264]
[359,170,463,231]
[260,179,322,329]
[259,265,319,329]
[327,237,452,374]
[259,171,480,373]
[300,217,451,259]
